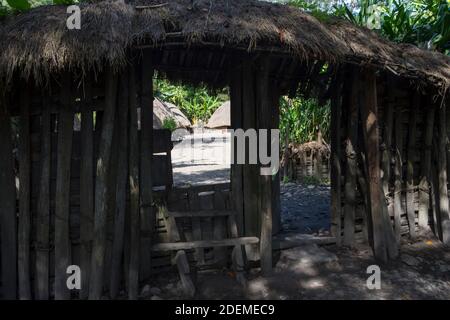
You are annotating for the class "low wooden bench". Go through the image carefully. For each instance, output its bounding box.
[152,207,257,297]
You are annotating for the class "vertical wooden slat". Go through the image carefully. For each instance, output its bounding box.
[437,104,450,244]
[271,88,281,235]
[110,71,130,299]
[418,103,435,229]
[55,74,74,300]
[406,96,419,239]
[361,70,398,262]
[79,80,94,300]
[89,67,118,299]
[330,77,343,246]
[140,52,154,282]
[343,71,358,246]
[128,63,140,300]
[0,99,17,299]
[18,86,32,299]
[393,105,404,243]
[189,190,205,265]
[230,61,244,235]
[258,58,273,275]
[35,98,51,300]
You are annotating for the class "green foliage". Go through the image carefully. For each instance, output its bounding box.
[280,96,331,146]
[154,78,226,124]
[6,0,30,11]
[162,117,177,132]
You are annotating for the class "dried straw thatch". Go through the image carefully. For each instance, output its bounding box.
[206,101,230,129]
[0,0,449,92]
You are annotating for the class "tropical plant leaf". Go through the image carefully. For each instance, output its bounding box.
[6,0,30,11]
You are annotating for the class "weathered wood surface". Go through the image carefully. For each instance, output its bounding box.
[405,97,418,239]
[173,251,195,298]
[258,57,273,275]
[54,76,74,300]
[89,68,118,300]
[418,103,435,229]
[152,237,259,251]
[343,72,359,246]
[0,99,17,299]
[361,70,398,262]
[393,105,404,243]
[437,104,450,244]
[140,53,154,281]
[109,73,129,299]
[79,82,94,300]
[128,64,140,300]
[35,100,51,300]
[18,88,32,299]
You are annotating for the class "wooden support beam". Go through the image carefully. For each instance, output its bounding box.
[140,52,154,281]
[0,98,17,300]
[109,71,130,299]
[418,102,435,229]
[393,105,404,243]
[230,60,244,235]
[128,63,140,300]
[330,77,343,246]
[188,190,205,265]
[80,79,94,300]
[55,74,74,300]
[89,67,118,300]
[258,57,273,275]
[361,70,398,262]
[152,237,260,251]
[343,72,359,246]
[18,85,32,299]
[173,251,195,298]
[406,96,419,239]
[437,103,450,244]
[35,99,51,300]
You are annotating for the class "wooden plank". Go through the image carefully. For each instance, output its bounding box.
[393,105,404,243]
[140,52,154,281]
[168,210,234,218]
[54,74,74,300]
[189,190,205,265]
[273,233,337,250]
[343,72,358,246]
[230,60,245,233]
[89,67,118,300]
[271,90,281,235]
[109,72,130,299]
[152,237,259,251]
[79,80,94,300]
[437,103,450,244]
[0,99,17,299]
[330,77,343,246]
[418,103,435,229]
[35,99,51,300]
[173,251,195,298]
[361,70,398,262]
[405,96,419,239]
[258,57,273,275]
[18,86,32,299]
[381,95,394,198]
[213,188,228,266]
[128,63,140,300]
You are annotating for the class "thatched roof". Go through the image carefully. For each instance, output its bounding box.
[206,101,230,129]
[153,98,191,129]
[0,0,449,92]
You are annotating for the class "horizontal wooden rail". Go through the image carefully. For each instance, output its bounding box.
[168,210,235,218]
[152,237,259,252]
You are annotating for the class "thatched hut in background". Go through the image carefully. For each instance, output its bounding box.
[152,98,191,130]
[206,101,231,129]
[0,0,449,300]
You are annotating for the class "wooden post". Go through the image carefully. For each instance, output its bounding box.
[89,67,118,299]
[128,63,140,300]
[343,72,358,246]
[381,95,394,199]
[406,96,419,239]
[0,98,17,299]
[330,78,343,246]
[258,57,272,275]
[80,80,94,300]
[110,71,130,299]
[393,105,404,243]
[140,51,154,281]
[437,104,450,244]
[230,61,244,235]
[55,74,74,300]
[18,86,32,299]
[35,99,51,300]
[418,103,435,229]
[271,89,281,235]
[361,70,398,262]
